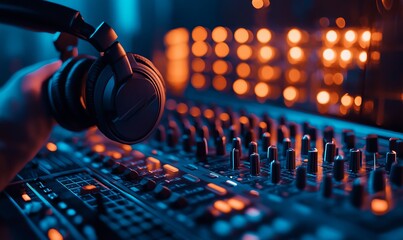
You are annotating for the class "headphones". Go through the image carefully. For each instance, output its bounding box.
[0,1,166,144]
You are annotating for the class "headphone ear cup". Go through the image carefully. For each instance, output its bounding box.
[64,57,97,130]
[48,57,84,130]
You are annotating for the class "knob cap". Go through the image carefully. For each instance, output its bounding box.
[366,134,378,153]
[308,126,317,143]
[389,138,398,152]
[270,160,281,184]
[232,137,242,157]
[215,136,226,156]
[333,155,345,181]
[261,132,271,152]
[390,162,403,186]
[140,178,157,191]
[154,185,172,200]
[296,166,307,190]
[250,153,260,176]
[307,148,318,173]
[385,151,397,172]
[324,142,336,163]
[248,141,258,156]
[267,145,278,163]
[182,135,192,152]
[245,129,256,148]
[282,138,291,158]
[196,138,208,162]
[288,122,297,139]
[351,178,365,208]
[349,149,362,173]
[342,129,355,149]
[277,125,288,145]
[301,134,310,156]
[369,168,386,193]
[230,148,241,170]
[286,148,296,170]
[323,126,334,143]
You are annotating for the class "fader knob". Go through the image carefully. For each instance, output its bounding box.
[288,122,297,140]
[323,126,334,142]
[333,155,345,181]
[286,148,296,170]
[324,142,336,163]
[366,134,378,153]
[140,178,157,191]
[301,135,310,156]
[308,126,317,143]
[167,129,178,148]
[282,138,291,158]
[349,149,362,173]
[215,136,226,156]
[369,168,386,193]
[124,169,140,181]
[389,138,398,152]
[385,151,397,172]
[196,138,208,162]
[296,166,307,190]
[390,162,403,186]
[277,125,288,145]
[307,148,318,173]
[248,141,258,156]
[322,174,332,198]
[261,132,271,152]
[232,137,242,157]
[351,178,365,208]
[230,148,241,170]
[270,160,281,184]
[344,132,356,149]
[245,130,256,148]
[267,145,278,162]
[154,185,172,200]
[250,153,261,176]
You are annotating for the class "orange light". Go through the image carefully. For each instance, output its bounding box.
[283,86,298,101]
[354,96,362,106]
[323,48,336,62]
[259,46,274,61]
[219,113,230,122]
[191,58,205,72]
[163,164,179,174]
[325,30,338,43]
[258,65,275,81]
[287,68,301,83]
[191,41,208,57]
[204,109,215,119]
[361,31,371,42]
[333,73,344,85]
[236,63,251,78]
[111,151,122,159]
[166,99,176,111]
[237,45,253,60]
[191,73,206,89]
[176,103,188,114]
[146,157,161,171]
[48,228,64,240]
[234,28,250,43]
[227,198,246,211]
[213,200,231,213]
[359,51,368,63]
[166,44,189,60]
[371,198,389,215]
[344,30,357,43]
[164,28,189,45]
[206,183,228,196]
[46,142,57,152]
[189,106,201,117]
[254,82,270,98]
[341,94,353,107]
[212,26,228,43]
[121,144,132,152]
[372,32,383,42]
[371,51,381,61]
[257,28,272,43]
[212,76,227,91]
[239,116,249,125]
[82,184,97,191]
[192,26,208,41]
[289,47,303,61]
[317,91,330,104]
[214,42,230,58]
[340,49,352,62]
[92,144,105,153]
[22,193,31,202]
[212,60,228,75]
[233,79,249,95]
[287,28,302,44]
[335,17,346,28]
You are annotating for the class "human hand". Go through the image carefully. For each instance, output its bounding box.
[0,60,61,190]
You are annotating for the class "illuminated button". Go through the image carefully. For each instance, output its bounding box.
[146,157,161,171]
[46,142,58,152]
[213,220,232,237]
[183,174,200,183]
[206,183,227,196]
[371,198,389,215]
[66,208,76,216]
[139,178,156,191]
[245,208,263,222]
[249,190,260,197]
[154,185,172,200]
[80,185,99,195]
[163,164,179,175]
[22,193,31,202]
[227,197,246,211]
[213,200,231,213]
[48,228,63,240]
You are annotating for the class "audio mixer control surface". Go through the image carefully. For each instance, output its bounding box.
[1,99,403,240]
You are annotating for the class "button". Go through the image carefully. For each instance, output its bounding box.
[324,142,336,163]
[270,160,281,184]
[47,193,58,200]
[22,193,31,202]
[80,185,99,195]
[261,132,271,152]
[111,163,127,174]
[206,183,227,196]
[307,148,318,173]
[286,148,296,170]
[196,138,208,162]
[213,220,232,237]
[301,134,310,156]
[366,134,378,153]
[146,157,161,171]
[248,141,258,156]
[163,164,179,175]
[183,174,200,183]
[333,155,345,181]
[139,178,156,191]
[124,169,140,181]
[185,164,198,170]
[296,166,306,190]
[230,148,240,170]
[154,185,172,200]
[250,153,260,176]
[390,162,403,186]
[267,145,278,162]
[213,200,231,214]
[169,194,188,209]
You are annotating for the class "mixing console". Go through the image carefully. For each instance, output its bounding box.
[1,97,402,240]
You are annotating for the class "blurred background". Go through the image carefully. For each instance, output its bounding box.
[0,0,402,131]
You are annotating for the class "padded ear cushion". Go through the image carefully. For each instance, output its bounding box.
[48,56,87,130]
[85,53,166,144]
[64,57,96,130]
